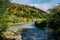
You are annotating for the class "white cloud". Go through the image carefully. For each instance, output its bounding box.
[29,3,53,12]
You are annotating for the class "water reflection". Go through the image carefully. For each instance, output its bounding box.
[22,28,49,40]
[9,22,60,40]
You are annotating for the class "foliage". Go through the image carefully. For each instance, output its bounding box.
[34,6,60,40]
[35,5,60,30]
[48,5,60,29]
[35,19,47,29]
[6,3,47,18]
[0,0,10,37]
[47,5,60,40]
[0,1,48,28]
[0,0,48,34]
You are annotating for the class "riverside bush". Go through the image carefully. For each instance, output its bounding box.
[35,19,47,29]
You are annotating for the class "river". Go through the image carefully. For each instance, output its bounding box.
[9,22,49,40]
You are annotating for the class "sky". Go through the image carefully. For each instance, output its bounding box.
[11,0,60,12]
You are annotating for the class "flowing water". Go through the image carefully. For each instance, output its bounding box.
[9,22,49,40]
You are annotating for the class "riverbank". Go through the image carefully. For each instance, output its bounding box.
[7,18,33,26]
[2,28,22,40]
[7,18,37,26]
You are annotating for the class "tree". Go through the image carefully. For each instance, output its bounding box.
[0,0,10,37]
[48,5,60,29]
[48,5,60,40]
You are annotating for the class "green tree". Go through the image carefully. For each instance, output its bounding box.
[48,5,60,40]
[48,5,60,29]
[0,0,10,37]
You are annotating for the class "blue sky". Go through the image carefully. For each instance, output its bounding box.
[11,0,60,12]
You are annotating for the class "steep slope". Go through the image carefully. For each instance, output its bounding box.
[7,3,48,18]
[0,3,48,26]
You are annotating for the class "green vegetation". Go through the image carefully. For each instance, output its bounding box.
[48,6,60,29]
[35,5,60,40]
[48,6,60,40]
[35,19,47,29]
[35,5,60,29]
[0,0,60,39]
[0,0,47,37]
[0,0,10,39]
[7,3,47,18]
[0,1,48,26]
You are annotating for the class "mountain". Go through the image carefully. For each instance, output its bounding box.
[7,3,48,18]
[0,3,48,25]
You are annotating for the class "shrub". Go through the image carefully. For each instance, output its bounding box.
[35,19,47,29]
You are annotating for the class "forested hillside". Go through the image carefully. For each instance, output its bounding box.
[0,0,48,37]
[7,3,47,18]
[35,5,60,29]
[0,2,48,26]
[0,0,60,40]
